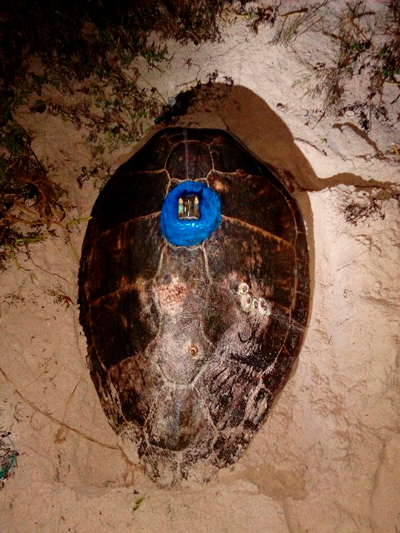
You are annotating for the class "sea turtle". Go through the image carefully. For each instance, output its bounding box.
[78,127,310,485]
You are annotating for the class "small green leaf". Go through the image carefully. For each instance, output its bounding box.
[133,497,144,512]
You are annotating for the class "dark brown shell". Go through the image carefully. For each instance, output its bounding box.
[78,128,310,485]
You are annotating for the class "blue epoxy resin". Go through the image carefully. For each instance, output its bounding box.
[161,181,221,246]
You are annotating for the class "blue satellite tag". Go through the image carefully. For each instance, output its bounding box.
[161,181,221,246]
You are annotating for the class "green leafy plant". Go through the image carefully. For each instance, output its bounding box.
[291,1,399,128]
[0,0,231,268]
[236,1,399,129]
